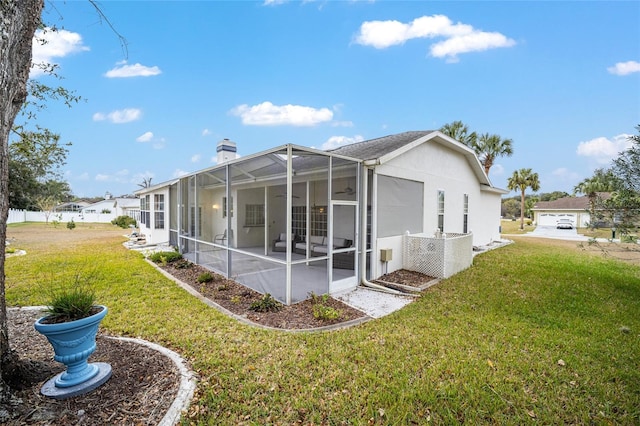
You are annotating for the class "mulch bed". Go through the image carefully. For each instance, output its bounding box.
[159,260,368,330]
[3,308,180,425]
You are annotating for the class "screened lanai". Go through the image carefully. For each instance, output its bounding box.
[169,145,363,304]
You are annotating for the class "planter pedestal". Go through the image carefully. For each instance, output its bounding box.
[40,362,112,399]
[34,305,112,399]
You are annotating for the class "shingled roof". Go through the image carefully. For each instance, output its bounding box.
[327,130,435,161]
[533,193,611,210]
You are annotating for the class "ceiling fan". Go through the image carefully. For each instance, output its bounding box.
[274,193,300,199]
[335,183,356,195]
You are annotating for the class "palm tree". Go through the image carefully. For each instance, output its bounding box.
[473,133,514,175]
[439,120,477,147]
[573,168,616,228]
[137,177,153,189]
[507,168,540,230]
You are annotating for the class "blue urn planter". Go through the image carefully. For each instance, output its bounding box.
[34,305,112,399]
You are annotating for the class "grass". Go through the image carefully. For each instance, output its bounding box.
[500,219,535,234]
[6,224,640,424]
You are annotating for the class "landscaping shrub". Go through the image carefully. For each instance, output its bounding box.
[310,293,343,321]
[148,251,182,264]
[250,293,283,313]
[111,215,137,229]
[197,272,214,283]
[66,219,76,230]
[173,259,192,269]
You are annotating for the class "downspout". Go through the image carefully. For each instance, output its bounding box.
[360,165,403,295]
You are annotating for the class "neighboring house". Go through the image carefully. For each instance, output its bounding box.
[135,131,507,304]
[81,196,141,218]
[55,201,90,212]
[532,193,611,228]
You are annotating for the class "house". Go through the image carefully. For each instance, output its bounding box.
[532,193,611,228]
[81,194,141,219]
[135,131,507,304]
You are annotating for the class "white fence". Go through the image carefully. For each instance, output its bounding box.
[402,232,473,279]
[7,208,140,225]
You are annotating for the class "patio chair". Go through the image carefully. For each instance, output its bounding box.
[272,232,298,252]
[214,229,228,245]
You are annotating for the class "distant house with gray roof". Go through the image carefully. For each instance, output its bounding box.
[532,193,611,228]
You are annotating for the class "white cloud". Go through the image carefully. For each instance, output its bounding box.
[552,167,580,180]
[191,154,201,163]
[93,108,142,124]
[202,129,212,136]
[576,133,633,164]
[173,169,190,178]
[95,169,134,184]
[105,62,162,78]
[136,131,154,142]
[430,32,516,63]
[231,101,333,126]
[489,164,504,176]
[31,28,90,77]
[353,14,515,62]
[321,135,364,150]
[131,172,154,185]
[331,121,354,127]
[263,0,287,5]
[607,60,640,76]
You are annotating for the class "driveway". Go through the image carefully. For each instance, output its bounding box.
[526,226,589,241]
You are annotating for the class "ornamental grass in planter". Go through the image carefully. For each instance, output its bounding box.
[34,283,112,399]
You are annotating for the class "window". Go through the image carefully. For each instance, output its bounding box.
[463,194,469,233]
[437,190,445,231]
[222,196,233,218]
[141,195,150,228]
[154,194,165,229]
[292,206,306,237]
[244,204,265,226]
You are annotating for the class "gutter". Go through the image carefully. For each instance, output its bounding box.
[359,165,403,295]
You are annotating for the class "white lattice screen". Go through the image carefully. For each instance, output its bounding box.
[402,233,473,278]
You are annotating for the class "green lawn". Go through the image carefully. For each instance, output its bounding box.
[500,218,535,234]
[5,224,640,425]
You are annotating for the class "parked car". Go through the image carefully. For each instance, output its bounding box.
[556,218,574,229]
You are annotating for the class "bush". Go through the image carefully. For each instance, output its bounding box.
[44,286,96,323]
[111,215,138,229]
[250,293,283,313]
[148,251,182,264]
[197,272,214,283]
[174,259,193,269]
[310,293,343,321]
[66,219,76,230]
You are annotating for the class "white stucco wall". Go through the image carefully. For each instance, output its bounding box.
[369,140,503,278]
[374,141,497,247]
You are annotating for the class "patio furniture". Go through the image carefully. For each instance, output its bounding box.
[214,229,228,245]
[272,232,297,252]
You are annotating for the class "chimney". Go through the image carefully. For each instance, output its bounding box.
[217,138,237,164]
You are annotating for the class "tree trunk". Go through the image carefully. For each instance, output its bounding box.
[520,189,525,230]
[0,0,44,402]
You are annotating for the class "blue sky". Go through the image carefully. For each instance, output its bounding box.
[24,0,640,198]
